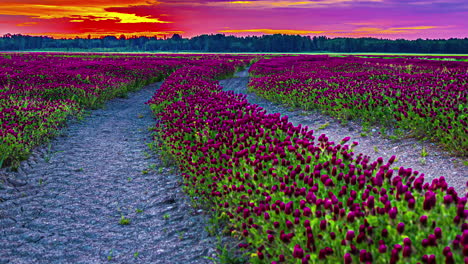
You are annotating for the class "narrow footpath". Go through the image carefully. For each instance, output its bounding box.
[0,83,214,263]
[221,69,467,195]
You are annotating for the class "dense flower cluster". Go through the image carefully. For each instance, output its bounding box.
[0,52,254,167]
[248,55,468,155]
[149,59,467,263]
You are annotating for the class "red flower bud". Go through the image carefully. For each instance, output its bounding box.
[402,246,411,257]
[462,230,468,246]
[434,227,442,239]
[268,234,274,242]
[382,228,388,237]
[420,215,428,225]
[397,222,405,233]
[293,244,304,259]
[359,249,367,262]
[344,253,352,264]
[389,207,398,219]
[320,220,327,230]
[379,244,387,253]
[422,239,429,247]
[347,212,355,223]
[427,235,437,247]
[273,221,280,228]
[445,252,454,264]
[443,246,451,256]
[279,254,285,262]
[258,251,264,260]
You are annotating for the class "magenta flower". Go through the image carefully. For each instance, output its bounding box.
[382,229,388,237]
[428,234,437,246]
[359,249,367,262]
[389,207,398,219]
[279,254,285,262]
[320,220,327,230]
[347,211,355,223]
[420,215,428,225]
[422,239,429,247]
[462,230,468,246]
[434,227,442,239]
[268,234,274,243]
[346,230,355,241]
[344,253,352,264]
[397,222,405,233]
[402,246,411,257]
[445,252,455,264]
[403,238,412,246]
[273,221,280,228]
[379,244,387,253]
[443,246,451,256]
[293,244,304,259]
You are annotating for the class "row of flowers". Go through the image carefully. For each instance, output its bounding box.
[248,55,468,155]
[0,52,255,168]
[148,59,467,263]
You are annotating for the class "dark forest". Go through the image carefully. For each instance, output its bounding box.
[1,33,467,53]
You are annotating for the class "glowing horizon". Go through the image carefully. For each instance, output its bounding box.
[1,0,467,40]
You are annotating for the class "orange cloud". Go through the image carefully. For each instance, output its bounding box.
[27,31,183,39]
[0,1,170,24]
[389,26,444,30]
[224,0,383,8]
[353,27,383,32]
[350,25,449,35]
[219,24,447,37]
[16,21,38,26]
[219,29,326,34]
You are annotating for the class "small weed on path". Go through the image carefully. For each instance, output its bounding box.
[421,146,429,157]
[119,215,131,225]
[317,122,329,130]
[44,143,64,163]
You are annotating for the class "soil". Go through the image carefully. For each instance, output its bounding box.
[221,69,467,195]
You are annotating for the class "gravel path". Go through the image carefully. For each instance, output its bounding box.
[221,69,468,195]
[0,83,214,264]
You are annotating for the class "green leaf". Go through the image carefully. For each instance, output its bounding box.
[367,215,378,226]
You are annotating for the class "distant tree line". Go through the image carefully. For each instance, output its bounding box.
[0,33,467,53]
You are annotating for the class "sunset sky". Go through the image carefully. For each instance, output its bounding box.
[0,0,467,39]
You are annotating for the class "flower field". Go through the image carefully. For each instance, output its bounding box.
[248,55,468,155]
[1,53,467,263]
[148,56,467,263]
[0,53,253,167]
